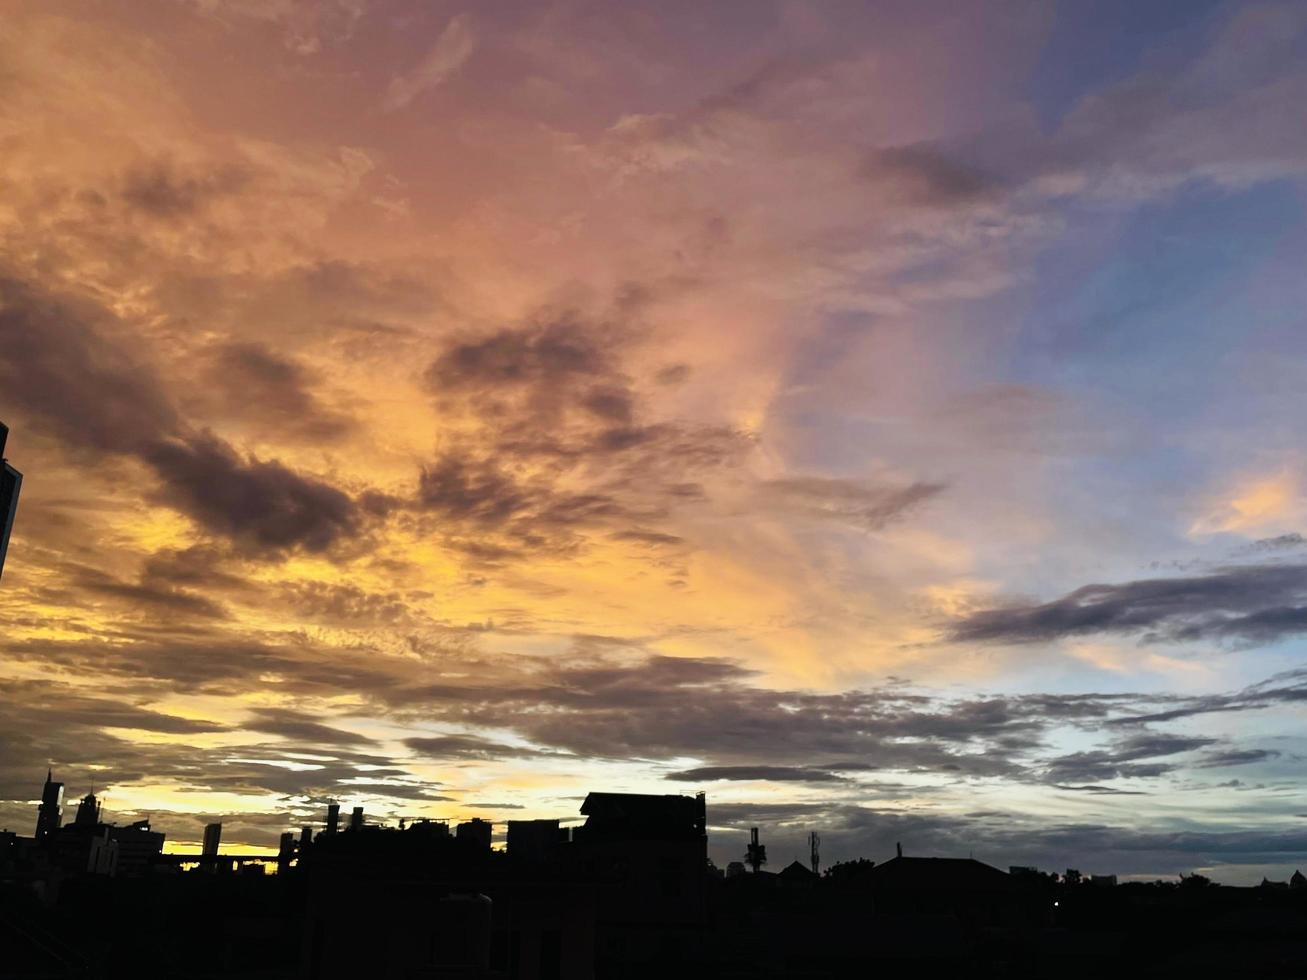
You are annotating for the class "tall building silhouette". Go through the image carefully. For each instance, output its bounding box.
[108,819,165,876]
[325,802,340,834]
[507,818,568,860]
[74,790,102,827]
[456,817,492,851]
[202,821,222,857]
[35,770,63,843]
[348,806,363,832]
[0,422,22,584]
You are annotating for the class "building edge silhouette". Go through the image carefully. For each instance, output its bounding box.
[0,421,22,584]
[4,769,1307,977]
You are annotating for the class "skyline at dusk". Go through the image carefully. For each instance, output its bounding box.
[4,0,1307,884]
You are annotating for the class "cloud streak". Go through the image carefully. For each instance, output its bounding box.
[383,14,475,111]
[953,565,1307,646]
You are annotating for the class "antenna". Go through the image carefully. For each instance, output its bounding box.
[809,831,821,876]
[746,827,767,873]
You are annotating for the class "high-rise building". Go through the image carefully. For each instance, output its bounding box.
[74,790,102,827]
[202,821,222,857]
[507,818,568,860]
[108,819,165,876]
[35,770,63,843]
[348,806,364,832]
[0,422,22,584]
[277,831,296,874]
[325,802,340,834]
[456,817,492,851]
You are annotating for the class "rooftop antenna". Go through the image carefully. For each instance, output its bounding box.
[746,827,767,873]
[809,831,821,876]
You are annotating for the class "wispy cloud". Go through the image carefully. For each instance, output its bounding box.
[383,14,475,111]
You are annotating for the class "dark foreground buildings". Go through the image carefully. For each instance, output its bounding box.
[3,774,1307,978]
[0,421,22,583]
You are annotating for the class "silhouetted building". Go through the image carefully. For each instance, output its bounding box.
[406,818,450,840]
[108,819,164,876]
[348,806,363,832]
[299,825,313,847]
[35,769,63,843]
[0,421,22,583]
[573,792,708,971]
[457,817,493,851]
[73,790,102,828]
[508,818,568,861]
[203,821,222,857]
[778,859,818,888]
[278,831,296,873]
[299,817,595,979]
[54,824,118,875]
[325,802,340,834]
[865,855,1030,925]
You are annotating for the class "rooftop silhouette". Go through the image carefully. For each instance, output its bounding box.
[4,769,1307,978]
[0,421,22,583]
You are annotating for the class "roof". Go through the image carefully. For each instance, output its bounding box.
[576,792,705,842]
[868,856,1012,891]
[779,860,818,880]
[580,792,700,819]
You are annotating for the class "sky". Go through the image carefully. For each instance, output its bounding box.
[2,0,1307,884]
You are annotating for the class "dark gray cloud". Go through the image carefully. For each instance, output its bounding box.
[610,528,685,547]
[952,564,1307,646]
[1,628,404,700]
[2,639,1297,861]
[243,708,373,747]
[142,433,359,555]
[0,275,179,455]
[1242,533,1307,554]
[397,654,1060,778]
[1195,748,1281,769]
[120,159,250,219]
[864,142,1002,206]
[410,316,752,560]
[1042,732,1215,784]
[761,476,945,531]
[413,451,628,559]
[1105,668,1307,725]
[0,274,367,557]
[198,342,353,441]
[403,734,560,761]
[61,561,229,620]
[0,675,443,820]
[666,765,848,783]
[402,731,567,763]
[276,580,417,627]
[426,320,609,391]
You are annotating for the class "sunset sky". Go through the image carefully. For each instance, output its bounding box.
[3,0,1307,882]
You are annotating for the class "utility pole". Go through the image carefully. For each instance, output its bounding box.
[0,422,22,584]
[746,826,767,873]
